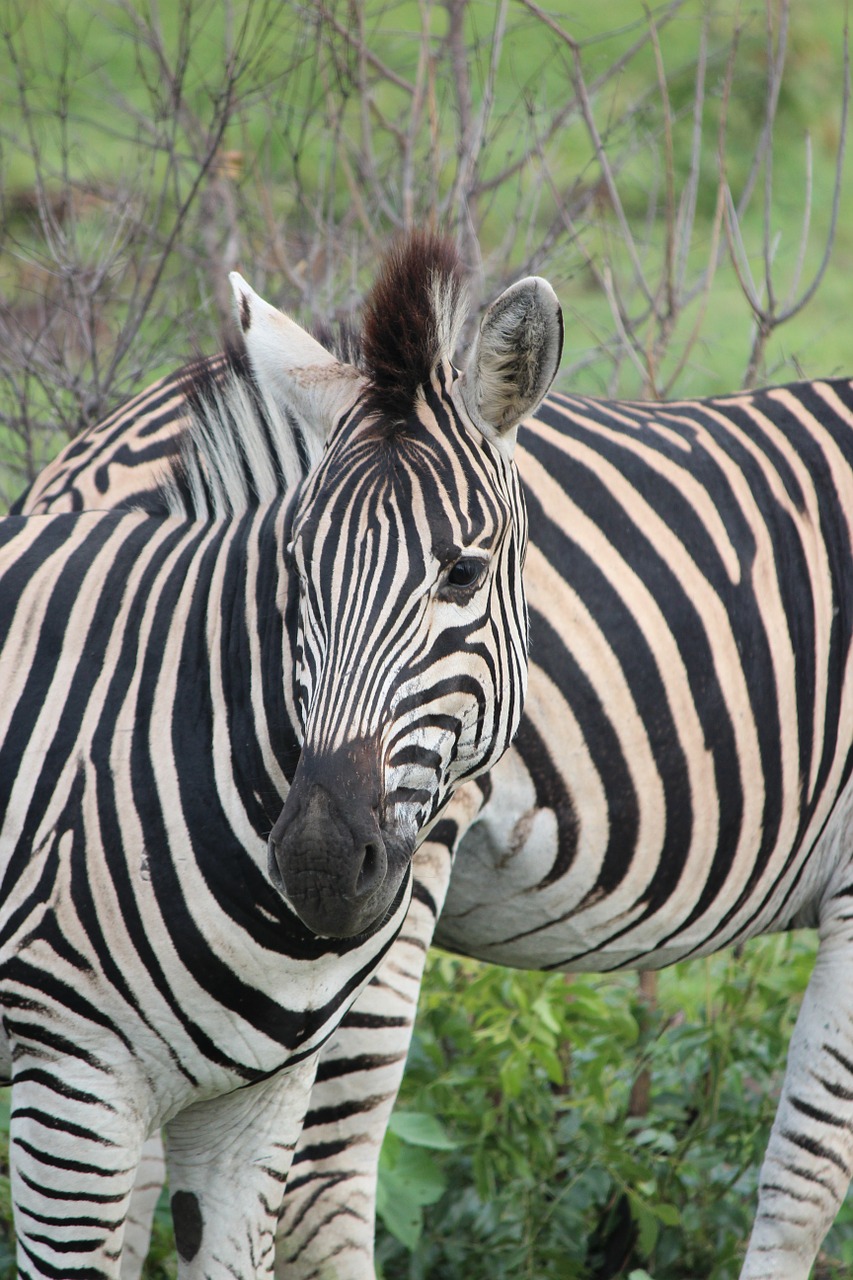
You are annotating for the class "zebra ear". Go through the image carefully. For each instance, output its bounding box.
[229,273,364,444]
[456,277,563,450]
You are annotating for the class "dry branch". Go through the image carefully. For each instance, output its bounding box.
[0,0,849,504]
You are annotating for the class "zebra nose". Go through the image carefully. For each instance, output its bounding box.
[268,750,397,938]
[357,836,385,897]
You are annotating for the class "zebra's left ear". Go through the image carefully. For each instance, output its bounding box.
[455,276,563,452]
[229,273,365,449]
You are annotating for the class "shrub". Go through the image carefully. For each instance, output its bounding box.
[375,933,853,1280]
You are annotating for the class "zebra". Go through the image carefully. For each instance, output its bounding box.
[17,285,853,1280]
[0,234,563,1278]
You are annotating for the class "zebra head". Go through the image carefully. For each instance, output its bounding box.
[234,237,563,938]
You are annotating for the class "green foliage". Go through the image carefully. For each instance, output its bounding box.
[377,1112,459,1249]
[375,933,853,1280]
[142,1194,178,1280]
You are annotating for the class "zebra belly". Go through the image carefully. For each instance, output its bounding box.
[434,660,853,972]
[435,767,843,972]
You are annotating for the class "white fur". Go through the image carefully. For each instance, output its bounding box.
[231,273,364,446]
[163,278,367,519]
[430,271,470,365]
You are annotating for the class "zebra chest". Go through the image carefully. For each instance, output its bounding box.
[0,787,403,1100]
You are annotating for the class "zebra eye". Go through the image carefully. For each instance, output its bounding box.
[444,557,487,593]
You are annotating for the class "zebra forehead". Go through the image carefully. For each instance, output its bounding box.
[295,451,495,554]
[298,406,507,538]
[360,232,469,423]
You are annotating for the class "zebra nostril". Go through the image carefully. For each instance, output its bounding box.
[356,839,386,898]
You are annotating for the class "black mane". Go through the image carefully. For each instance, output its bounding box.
[360,232,468,420]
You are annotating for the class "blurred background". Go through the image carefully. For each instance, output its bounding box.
[0,3,850,1276]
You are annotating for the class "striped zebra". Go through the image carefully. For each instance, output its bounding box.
[18,285,853,1280]
[0,235,563,1278]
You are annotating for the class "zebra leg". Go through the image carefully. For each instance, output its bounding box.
[10,1058,148,1279]
[275,886,440,1279]
[121,1131,167,1280]
[276,784,484,1280]
[164,1055,318,1279]
[741,881,853,1279]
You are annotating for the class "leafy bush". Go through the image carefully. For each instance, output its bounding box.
[375,933,853,1280]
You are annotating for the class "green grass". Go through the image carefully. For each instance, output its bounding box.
[2,1,850,421]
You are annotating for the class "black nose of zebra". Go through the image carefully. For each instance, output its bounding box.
[268,743,404,938]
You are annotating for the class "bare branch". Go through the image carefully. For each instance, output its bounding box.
[1,0,849,506]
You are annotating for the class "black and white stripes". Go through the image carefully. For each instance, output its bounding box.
[18,248,853,1280]
[439,382,853,974]
[0,236,561,1278]
[436,379,853,1280]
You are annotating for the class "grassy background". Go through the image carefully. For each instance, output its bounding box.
[2,1,851,450]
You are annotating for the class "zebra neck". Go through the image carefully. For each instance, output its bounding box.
[173,499,301,861]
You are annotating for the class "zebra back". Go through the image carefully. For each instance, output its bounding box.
[438,381,853,966]
[9,359,207,515]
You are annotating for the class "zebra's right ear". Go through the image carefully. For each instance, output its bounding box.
[455,276,563,453]
[229,273,365,451]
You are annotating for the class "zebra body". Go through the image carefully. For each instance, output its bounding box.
[441,383,853,971]
[0,238,562,1277]
[19,316,853,1279]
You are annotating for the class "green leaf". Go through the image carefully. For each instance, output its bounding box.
[499,1053,528,1099]
[376,1180,423,1251]
[530,1042,565,1086]
[654,1202,681,1227]
[633,1127,678,1154]
[531,993,563,1035]
[387,1111,458,1150]
[628,1192,660,1256]
[377,1143,449,1251]
[386,1144,447,1206]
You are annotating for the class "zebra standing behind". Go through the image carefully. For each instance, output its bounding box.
[0,236,563,1277]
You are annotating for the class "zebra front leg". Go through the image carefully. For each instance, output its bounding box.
[10,1056,149,1279]
[121,1131,167,1280]
[741,892,853,1279]
[165,1056,317,1279]
[277,786,483,1280]
[276,889,438,1279]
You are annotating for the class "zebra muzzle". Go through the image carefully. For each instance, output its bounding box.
[268,742,409,939]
